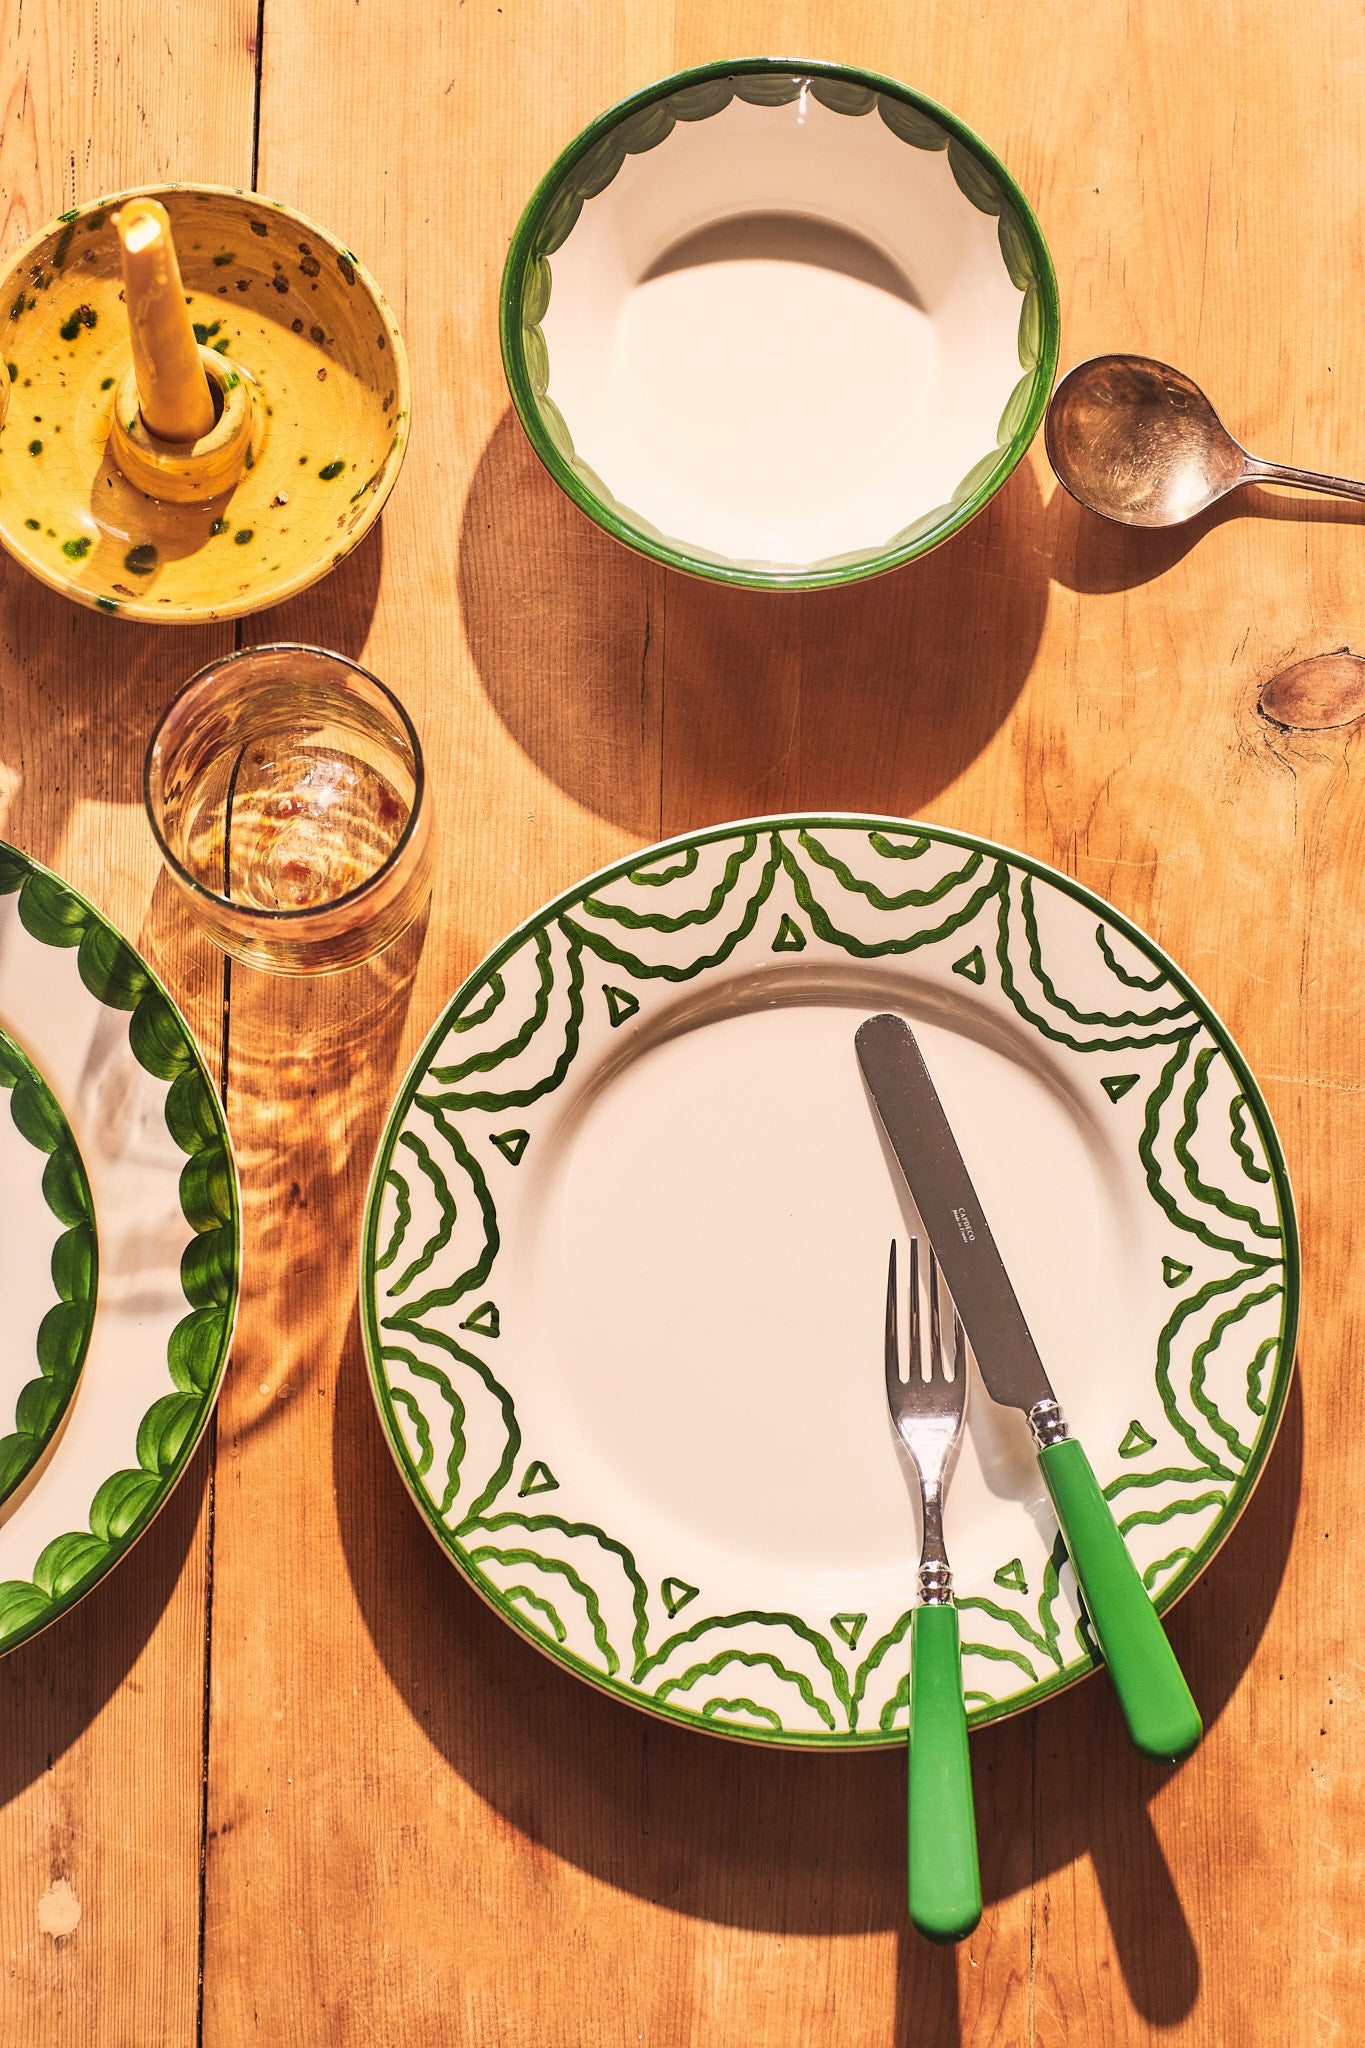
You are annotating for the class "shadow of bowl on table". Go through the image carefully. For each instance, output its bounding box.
[456,411,1051,836]
[0,1431,208,1807]
[334,1316,1301,2025]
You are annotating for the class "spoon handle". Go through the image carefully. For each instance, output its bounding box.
[1243,455,1365,504]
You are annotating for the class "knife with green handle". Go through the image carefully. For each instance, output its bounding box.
[856,1012,1203,1764]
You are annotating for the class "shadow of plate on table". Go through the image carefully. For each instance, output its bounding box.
[335,1316,1301,2032]
[456,411,1051,836]
[0,1432,209,1807]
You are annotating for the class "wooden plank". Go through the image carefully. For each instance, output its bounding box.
[0,0,1340,2041]
[0,0,255,2040]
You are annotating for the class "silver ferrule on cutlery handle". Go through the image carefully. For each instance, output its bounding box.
[1027,1397,1070,1448]
[918,1486,953,1605]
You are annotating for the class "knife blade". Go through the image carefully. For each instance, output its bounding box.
[856,1011,1202,1763]
[854,1010,1055,1421]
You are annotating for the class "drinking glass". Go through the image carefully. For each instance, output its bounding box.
[145,644,432,974]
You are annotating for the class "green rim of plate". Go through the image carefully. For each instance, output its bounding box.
[360,814,1297,1749]
[500,58,1062,591]
[0,841,240,1654]
[0,1027,99,1503]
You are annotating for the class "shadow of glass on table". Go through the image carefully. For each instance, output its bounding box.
[217,895,429,1456]
[333,1329,1300,2031]
[456,410,1052,839]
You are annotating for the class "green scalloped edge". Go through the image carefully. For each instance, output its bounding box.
[360,811,1298,1750]
[0,841,239,1653]
[0,1027,99,1502]
[501,59,1062,591]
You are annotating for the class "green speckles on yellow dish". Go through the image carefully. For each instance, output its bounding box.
[318,459,345,480]
[0,183,410,622]
[58,305,97,342]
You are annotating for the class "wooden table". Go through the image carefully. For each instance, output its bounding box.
[1,2,1360,2040]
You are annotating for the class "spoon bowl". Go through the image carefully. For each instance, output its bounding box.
[1047,352,1365,529]
[1045,355,1247,526]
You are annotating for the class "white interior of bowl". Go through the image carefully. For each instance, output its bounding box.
[540,90,1027,566]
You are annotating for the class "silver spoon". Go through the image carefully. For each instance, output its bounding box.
[1046,353,1365,527]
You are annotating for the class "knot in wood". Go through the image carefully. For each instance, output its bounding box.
[1259,652,1365,732]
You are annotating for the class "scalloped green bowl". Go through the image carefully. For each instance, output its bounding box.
[501,59,1060,590]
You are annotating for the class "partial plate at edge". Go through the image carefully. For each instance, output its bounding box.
[0,842,239,1651]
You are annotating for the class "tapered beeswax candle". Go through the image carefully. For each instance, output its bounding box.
[113,198,215,442]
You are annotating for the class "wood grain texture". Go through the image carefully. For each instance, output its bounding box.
[0,1,256,2042]
[3,0,1364,2040]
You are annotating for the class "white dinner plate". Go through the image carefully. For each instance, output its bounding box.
[362,816,1295,1747]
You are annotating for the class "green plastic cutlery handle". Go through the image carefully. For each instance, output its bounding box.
[1037,1435,1203,1763]
[908,1603,982,1944]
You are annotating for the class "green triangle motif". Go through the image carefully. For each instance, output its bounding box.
[459,1300,500,1338]
[517,1459,559,1497]
[661,1576,699,1619]
[1101,1073,1140,1102]
[994,1557,1027,1594]
[603,984,639,1028]
[1162,1255,1193,1288]
[491,1128,529,1166]
[1119,1419,1156,1459]
[830,1612,867,1650]
[952,946,986,984]
[772,913,807,953]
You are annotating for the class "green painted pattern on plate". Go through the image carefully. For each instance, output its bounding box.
[0,1027,98,1501]
[361,816,1297,1749]
[0,841,239,1653]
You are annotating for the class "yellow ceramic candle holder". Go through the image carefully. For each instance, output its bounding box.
[0,185,409,622]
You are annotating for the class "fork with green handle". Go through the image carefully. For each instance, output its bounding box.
[886,1238,982,1944]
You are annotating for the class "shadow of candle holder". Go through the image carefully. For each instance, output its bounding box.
[0,509,384,885]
